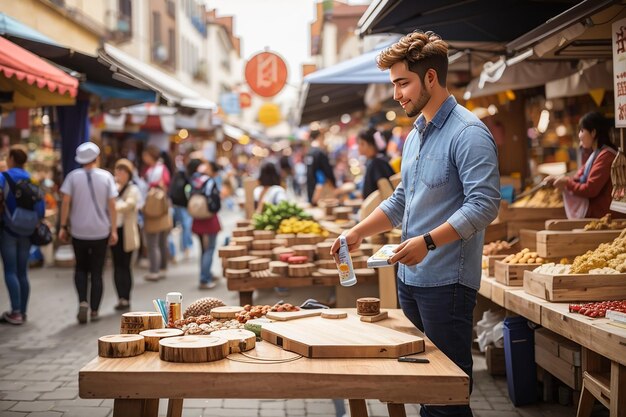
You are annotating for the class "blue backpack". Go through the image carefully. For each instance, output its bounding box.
[1,172,43,236]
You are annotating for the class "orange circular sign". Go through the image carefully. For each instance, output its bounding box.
[245,52,288,98]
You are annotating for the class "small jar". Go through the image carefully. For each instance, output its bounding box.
[166,292,183,327]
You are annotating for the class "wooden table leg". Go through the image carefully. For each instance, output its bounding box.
[113,399,144,417]
[239,291,253,306]
[142,399,159,417]
[610,361,625,417]
[349,399,368,417]
[167,398,183,417]
[387,403,407,417]
[576,380,595,417]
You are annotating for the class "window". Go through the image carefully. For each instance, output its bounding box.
[168,29,176,68]
[152,12,161,44]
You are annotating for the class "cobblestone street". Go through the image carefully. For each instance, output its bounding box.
[0,208,584,416]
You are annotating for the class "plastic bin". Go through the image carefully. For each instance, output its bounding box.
[503,316,537,406]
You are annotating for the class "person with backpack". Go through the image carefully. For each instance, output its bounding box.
[141,145,171,282]
[59,142,118,324]
[168,155,193,260]
[187,160,221,290]
[0,145,45,325]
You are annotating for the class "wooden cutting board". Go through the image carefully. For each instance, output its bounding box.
[261,314,424,358]
[265,309,324,321]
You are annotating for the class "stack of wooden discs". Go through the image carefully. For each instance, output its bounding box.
[248,258,273,278]
[333,207,353,220]
[275,233,296,247]
[232,227,254,238]
[98,334,145,358]
[297,233,324,245]
[231,236,254,249]
[318,198,339,216]
[356,297,380,316]
[236,220,252,228]
[159,335,229,363]
[225,268,250,279]
[120,312,163,334]
[292,245,316,262]
[140,328,184,352]
[272,247,294,261]
[270,260,289,275]
[218,245,248,260]
[226,255,258,270]
[316,241,333,260]
[271,238,288,248]
[251,240,272,251]
[253,230,275,240]
[288,262,316,277]
[316,259,336,269]
[211,329,256,353]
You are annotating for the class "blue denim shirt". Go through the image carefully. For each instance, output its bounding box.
[379,96,500,290]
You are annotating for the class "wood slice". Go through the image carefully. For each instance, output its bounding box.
[250,269,275,278]
[292,245,317,261]
[360,311,388,323]
[317,268,338,276]
[211,329,256,353]
[140,328,184,352]
[297,233,324,245]
[249,250,273,258]
[316,259,337,269]
[275,233,296,246]
[316,241,333,260]
[333,207,353,220]
[120,312,163,334]
[236,220,252,228]
[359,243,375,257]
[225,268,250,279]
[210,306,244,319]
[249,258,271,272]
[271,238,288,248]
[98,334,145,358]
[321,310,348,319]
[159,335,229,363]
[272,247,294,260]
[231,236,254,249]
[232,227,254,237]
[352,256,368,269]
[251,240,273,251]
[269,261,289,275]
[253,230,275,240]
[218,245,247,259]
[357,297,381,316]
[288,263,316,277]
[226,255,259,270]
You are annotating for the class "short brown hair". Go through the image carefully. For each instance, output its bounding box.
[377,31,449,87]
[9,144,28,167]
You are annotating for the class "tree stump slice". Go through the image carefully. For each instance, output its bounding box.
[251,240,273,251]
[232,227,254,238]
[321,310,348,319]
[253,230,275,240]
[140,328,184,352]
[316,241,333,259]
[248,258,271,272]
[210,306,244,319]
[159,335,229,363]
[271,238,288,248]
[218,245,247,259]
[211,329,256,353]
[270,261,289,275]
[288,263,316,277]
[275,233,296,246]
[120,312,163,334]
[231,236,254,249]
[235,220,252,228]
[357,297,381,316]
[292,245,317,262]
[98,334,145,358]
[249,250,273,258]
[226,255,259,270]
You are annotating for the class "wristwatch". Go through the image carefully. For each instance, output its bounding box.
[423,233,436,251]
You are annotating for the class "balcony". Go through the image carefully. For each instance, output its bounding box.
[191,15,207,37]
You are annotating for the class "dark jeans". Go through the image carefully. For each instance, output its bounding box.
[111,227,133,301]
[0,229,31,315]
[398,280,476,417]
[197,233,218,284]
[72,237,109,312]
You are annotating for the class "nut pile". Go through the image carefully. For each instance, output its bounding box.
[502,249,544,264]
[571,230,626,273]
[584,214,626,231]
[483,240,513,256]
[236,303,300,323]
[173,315,244,335]
[511,187,563,208]
[533,263,572,275]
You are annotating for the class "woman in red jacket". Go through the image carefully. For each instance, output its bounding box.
[546,112,620,218]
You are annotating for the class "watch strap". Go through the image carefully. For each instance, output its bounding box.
[423,233,436,251]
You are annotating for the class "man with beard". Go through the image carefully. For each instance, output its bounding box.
[331,31,500,417]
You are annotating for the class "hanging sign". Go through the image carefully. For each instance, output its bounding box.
[613,17,626,127]
[245,52,288,98]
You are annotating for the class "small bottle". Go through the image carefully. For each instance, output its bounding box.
[336,236,357,287]
[166,292,183,327]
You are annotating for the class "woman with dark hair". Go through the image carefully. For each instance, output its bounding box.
[546,112,620,218]
[253,162,287,212]
[358,127,395,198]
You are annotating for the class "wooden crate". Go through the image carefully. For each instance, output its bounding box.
[494,261,537,286]
[478,275,493,299]
[485,255,507,277]
[535,345,581,390]
[519,229,538,252]
[535,328,581,366]
[504,289,543,324]
[485,221,507,243]
[507,220,549,240]
[498,201,566,222]
[544,219,599,231]
[523,271,626,302]
[490,279,512,306]
[536,230,622,259]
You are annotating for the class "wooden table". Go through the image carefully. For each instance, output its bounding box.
[226,268,397,307]
[79,310,469,417]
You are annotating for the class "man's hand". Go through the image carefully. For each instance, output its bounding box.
[553,175,569,190]
[329,228,363,263]
[109,230,118,246]
[389,236,428,266]
[59,228,69,243]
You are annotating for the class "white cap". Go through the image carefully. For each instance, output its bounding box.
[166,292,183,303]
[74,142,100,164]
